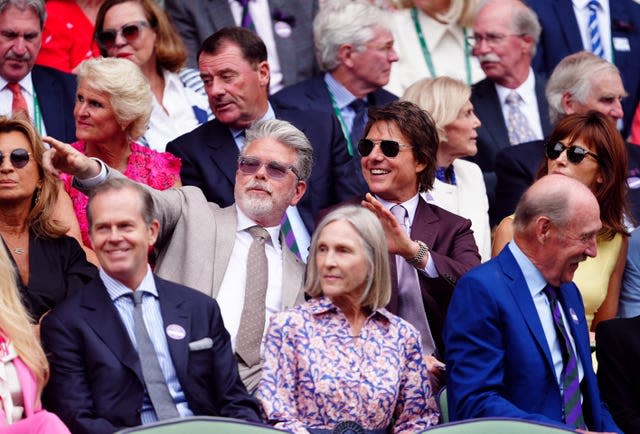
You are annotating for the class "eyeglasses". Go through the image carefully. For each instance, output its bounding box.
[96,21,149,50]
[0,148,32,169]
[466,32,526,47]
[357,139,412,158]
[238,156,300,180]
[544,142,600,164]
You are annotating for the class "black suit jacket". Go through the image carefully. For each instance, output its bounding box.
[166,106,367,231]
[32,64,77,143]
[494,141,640,224]
[41,275,260,434]
[469,75,552,206]
[596,316,640,434]
[527,0,640,134]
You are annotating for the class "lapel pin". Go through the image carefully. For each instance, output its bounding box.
[166,324,186,340]
[569,308,579,324]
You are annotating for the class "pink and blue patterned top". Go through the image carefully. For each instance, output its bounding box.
[60,140,181,248]
[256,297,439,434]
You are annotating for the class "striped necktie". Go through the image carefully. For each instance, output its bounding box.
[236,0,256,32]
[280,213,301,261]
[543,285,586,429]
[587,0,605,59]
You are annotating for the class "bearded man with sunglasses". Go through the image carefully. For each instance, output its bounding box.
[352,101,480,388]
[43,118,308,393]
[0,0,76,142]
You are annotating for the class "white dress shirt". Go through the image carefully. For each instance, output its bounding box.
[495,68,544,141]
[0,73,47,136]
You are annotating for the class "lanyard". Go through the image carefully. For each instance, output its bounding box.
[33,92,42,136]
[327,88,355,157]
[411,8,472,85]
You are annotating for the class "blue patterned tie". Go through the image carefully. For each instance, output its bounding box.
[587,0,605,59]
[543,285,586,429]
[505,91,537,145]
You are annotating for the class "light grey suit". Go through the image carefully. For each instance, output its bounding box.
[90,171,306,389]
[164,0,319,87]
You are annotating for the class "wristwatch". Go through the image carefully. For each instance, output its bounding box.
[407,240,428,265]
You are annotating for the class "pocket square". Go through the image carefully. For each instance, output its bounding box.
[188,337,213,351]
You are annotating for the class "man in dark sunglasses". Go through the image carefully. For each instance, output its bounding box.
[494,51,640,225]
[44,119,309,394]
[334,101,480,386]
[0,0,76,142]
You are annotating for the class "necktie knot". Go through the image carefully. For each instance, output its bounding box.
[505,91,522,106]
[132,290,144,306]
[7,82,20,94]
[236,0,250,7]
[543,284,560,303]
[349,98,367,112]
[248,225,269,243]
[390,205,407,224]
[7,82,28,116]
[587,0,600,12]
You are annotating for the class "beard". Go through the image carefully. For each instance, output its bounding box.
[235,179,295,223]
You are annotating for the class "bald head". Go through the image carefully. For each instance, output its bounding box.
[514,174,601,286]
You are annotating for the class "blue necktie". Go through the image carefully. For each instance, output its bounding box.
[587,0,605,59]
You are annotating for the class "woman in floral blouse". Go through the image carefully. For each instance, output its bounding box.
[257,205,439,434]
[59,57,181,248]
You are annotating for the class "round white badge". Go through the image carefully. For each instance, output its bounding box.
[166,324,186,340]
[274,21,292,38]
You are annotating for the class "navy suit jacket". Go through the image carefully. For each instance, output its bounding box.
[493,140,640,224]
[527,0,640,134]
[469,75,551,206]
[271,75,398,115]
[444,246,620,432]
[166,106,367,232]
[41,275,260,434]
[32,65,76,143]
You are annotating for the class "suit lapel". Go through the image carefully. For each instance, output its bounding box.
[410,197,440,246]
[210,0,236,28]
[157,278,191,385]
[535,75,552,136]
[557,284,591,372]
[31,68,62,140]
[269,0,296,87]
[476,80,510,147]
[552,0,583,53]
[212,205,239,297]
[205,120,240,185]
[81,281,143,384]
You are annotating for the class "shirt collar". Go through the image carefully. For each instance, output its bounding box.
[0,72,34,96]
[324,72,362,109]
[235,204,281,248]
[228,102,275,143]
[309,296,393,322]
[375,193,420,226]
[495,67,536,105]
[417,8,466,48]
[101,265,158,302]
[507,240,547,297]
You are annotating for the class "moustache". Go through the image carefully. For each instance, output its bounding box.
[6,51,32,61]
[477,54,501,63]
[245,180,272,194]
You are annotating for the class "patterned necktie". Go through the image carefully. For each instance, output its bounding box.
[390,205,436,355]
[587,0,605,59]
[505,91,536,145]
[349,98,368,146]
[543,285,586,429]
[236,0,256,32]
[7,83,28,117]
[236,225,269,367]
[280,213,301,261]
[131,291,180,420]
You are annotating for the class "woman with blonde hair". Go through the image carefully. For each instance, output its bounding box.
[257,205,439,433]
[403,76,490,261]
[0,243,70,433]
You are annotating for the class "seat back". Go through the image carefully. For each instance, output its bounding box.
[115,416,284,434]
[422,417,576,433]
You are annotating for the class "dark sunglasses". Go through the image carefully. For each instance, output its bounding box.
[96,21,149,50]
[238,156,300,180]
[544,142,599,164]
[357,139,412,158]
[0,148,32,169]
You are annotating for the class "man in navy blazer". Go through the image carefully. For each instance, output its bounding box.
[527,0,640,134]
[0,0,76,142]
[445,175,620,433]
[166,27,365,235]
[271,1,397,151]
[41,178,260,434]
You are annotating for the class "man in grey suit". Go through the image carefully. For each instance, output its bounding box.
[43,119,309,392]
[164,0,318,93]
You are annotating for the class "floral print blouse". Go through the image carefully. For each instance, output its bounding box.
[60,140,181,247]
[256,297,439,434]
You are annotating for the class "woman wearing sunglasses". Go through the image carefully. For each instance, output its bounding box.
[93,0,211,152]
[493,111,629,331]
[54,57,180,249]
[402,76,490,262]
[0,116,97,326]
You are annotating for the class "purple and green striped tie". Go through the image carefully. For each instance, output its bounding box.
[280,214,301,260]
[543,285,586,430]
[237,0,256,32]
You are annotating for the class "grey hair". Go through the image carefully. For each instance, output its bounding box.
[244,119,314,181]
[76,57,152,141]
[475,0,541,56]
[87,178,154,229]
[546,51,622,124]
[313,0,388,71]
[0,0,45,29]
[305,205,391,311]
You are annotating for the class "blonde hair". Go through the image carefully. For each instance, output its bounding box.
[0,243,49,401]
[76,57,152,140]
[305,205,391,310]
[402,76,471,143]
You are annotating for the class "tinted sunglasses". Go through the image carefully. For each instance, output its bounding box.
[96,21,149,50]
[544,142,599,164]
[238,156,300,180]
[0,148,32,169]
[357,139,412,158]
